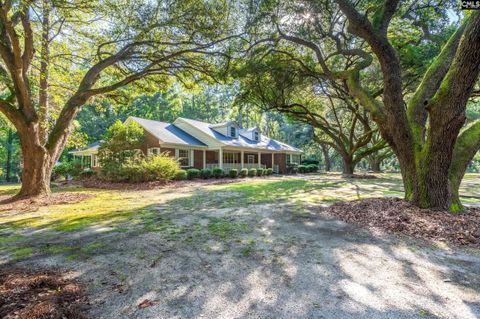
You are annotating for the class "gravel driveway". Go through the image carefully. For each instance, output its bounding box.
[4,176,480,318]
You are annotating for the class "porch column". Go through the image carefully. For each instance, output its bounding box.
[203,150,206,169]
[241,150,244,169]
[190,149,194,167]
[258,151,261,168]
[219,148,223,169]
[90,155,93,168]
[272,153,274,169]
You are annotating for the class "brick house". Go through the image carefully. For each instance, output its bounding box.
[70,117,303,174]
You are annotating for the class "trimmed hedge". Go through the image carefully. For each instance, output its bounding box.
[248,168,257,177]
[175,170,187,180]
[306,164,318,172]
[256,167,264,176]
[229,169,238,178]
[187,168,200,180]
[298,165,307,173]
[200,168,212,179]
[212,168,224,178]
[265,168,273,175]
[240,168,248,178]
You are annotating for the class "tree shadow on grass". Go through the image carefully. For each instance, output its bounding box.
[1,182,480,318]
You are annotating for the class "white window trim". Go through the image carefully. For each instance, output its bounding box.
[247,154,255,164]
[177,149,191,167]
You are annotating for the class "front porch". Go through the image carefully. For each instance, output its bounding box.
[204,149,285,174]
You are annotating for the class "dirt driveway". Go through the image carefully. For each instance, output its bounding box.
[1,174,480,318]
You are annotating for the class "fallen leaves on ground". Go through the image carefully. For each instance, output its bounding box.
[0,193,94,213]
[327,198,480,248]
[0,267,87,319]
[138,299,160,309]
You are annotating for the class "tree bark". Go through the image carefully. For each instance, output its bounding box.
[342,156,355,175]
[369,158,382,172]
[321,144,331,171]
[6,127,14,182]
[17,126,54,198]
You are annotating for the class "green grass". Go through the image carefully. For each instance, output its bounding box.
[208,217,251,240]
[1,173,479,262]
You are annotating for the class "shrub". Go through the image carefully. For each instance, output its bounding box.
[256,167,264,176]
[200,168,212,179]
[103,155,180,183]
[175,169,187,180]
[298,165,307,173]
[212,168,224,178]
[240,168,248,177]
[80,169,96,179]
[302,159,319,165]
[53,160,84,180]
[248,168,257,177]
[306,164,319,173]
[265,168,273,175]
[229,169,238,178]
[187,168,200,180]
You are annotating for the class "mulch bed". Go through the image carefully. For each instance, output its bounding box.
[81,177,245,190]
[0,193,94,213]
[327,198,480,248]
[0,267,87,319]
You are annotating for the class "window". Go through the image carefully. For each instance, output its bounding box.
[223,152,239,164]
[247,155,255,164]
[254,131,259,141]
[288,154,301,165]
[148,147,160,156]
[178,149,190,167]
[230,126,236,137]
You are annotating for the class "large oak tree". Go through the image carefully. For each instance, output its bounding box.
[248,0,480,210]
[0,0,234,198]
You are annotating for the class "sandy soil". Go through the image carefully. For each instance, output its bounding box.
[2,175,480,318]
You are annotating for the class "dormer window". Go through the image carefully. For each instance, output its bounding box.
[230,126,236,137]
[254,131,259,141]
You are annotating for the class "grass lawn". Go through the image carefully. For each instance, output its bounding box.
[1,173,479,318]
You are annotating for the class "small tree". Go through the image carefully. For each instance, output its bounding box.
[98,121,144,181]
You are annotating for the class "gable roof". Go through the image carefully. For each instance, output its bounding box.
[128,117,207,147]
[175,117,302,153]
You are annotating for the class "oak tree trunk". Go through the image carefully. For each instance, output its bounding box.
[342,156,355,175]
[16,125,56,198]
[6,128,14,182]
[321,144,331,171]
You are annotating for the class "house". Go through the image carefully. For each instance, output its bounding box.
[70,117,303,173]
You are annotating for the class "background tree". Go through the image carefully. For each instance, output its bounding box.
[0,0,235,198]
[235,53,387,174]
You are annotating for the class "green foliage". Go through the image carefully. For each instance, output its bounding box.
[256,168,264,176]
[298,165,307,173]
[80,169,96,180]
[229,169,238,178]
[302,159,319,165]
[98,121,145,181]
[240,168,248,177]
[265,168,273,175]
[248,168,257,177]
[119,156,180,183]
[212,168,224,178]
[306,164,319,173]
[187,168,200,180]
[176,170,187,181]
[53,160,83,180]
[200,168,212,179]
